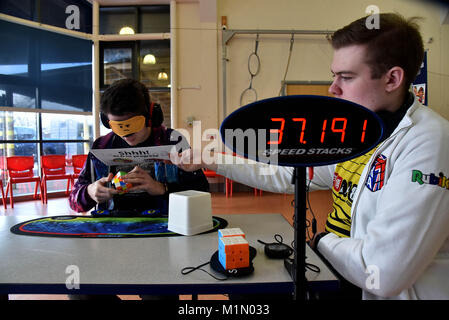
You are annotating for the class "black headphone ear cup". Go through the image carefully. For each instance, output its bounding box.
[150,104,164,127]
[100,113,110,129]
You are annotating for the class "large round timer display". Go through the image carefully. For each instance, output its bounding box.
[219,95,385,300]
[220,95,385,167]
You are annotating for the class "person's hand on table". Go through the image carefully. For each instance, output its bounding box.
[87,173,118,203]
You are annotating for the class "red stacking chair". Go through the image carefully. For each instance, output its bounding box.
[0,180,5,209]
[6,156,43,208]
[71,154,87,187]
[0,157,6,209]
[217,152,262,197]
[225,176,233,197]
[41,155,72,204]
[203,168,233,198]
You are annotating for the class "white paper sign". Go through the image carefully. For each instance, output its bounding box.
[90,145,176,166]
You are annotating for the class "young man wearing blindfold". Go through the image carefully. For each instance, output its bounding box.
[69,78,209,215]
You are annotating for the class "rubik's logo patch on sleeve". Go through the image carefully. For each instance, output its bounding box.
[412,170,449,190]
[366,154,387,192]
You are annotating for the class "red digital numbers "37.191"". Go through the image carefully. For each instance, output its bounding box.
[268,118,368,145]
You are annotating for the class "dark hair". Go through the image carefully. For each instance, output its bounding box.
[100,78,151,116]
[330,13,424,91]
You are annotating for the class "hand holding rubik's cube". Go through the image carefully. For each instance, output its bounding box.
[112,171,133,194]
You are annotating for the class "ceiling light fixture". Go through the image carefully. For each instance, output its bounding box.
[143,54,156,65]
[119,26,135,35]
[158,71,168,80]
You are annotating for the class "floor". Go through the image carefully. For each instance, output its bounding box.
[1,187,332,300]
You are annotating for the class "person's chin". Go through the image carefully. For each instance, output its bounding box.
[123,134,137,146]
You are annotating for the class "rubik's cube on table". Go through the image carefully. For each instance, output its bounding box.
[112,171,132,194]
[218,228,249,270]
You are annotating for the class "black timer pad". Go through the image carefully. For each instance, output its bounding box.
[257,236,294,259]
[210,247,257,277]
[263,242,293,259]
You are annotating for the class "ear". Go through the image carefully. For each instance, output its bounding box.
[100,113,111,129]
[384,66,405,93]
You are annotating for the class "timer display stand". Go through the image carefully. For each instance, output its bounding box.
[220,95,384,300]
[291,166,307,300]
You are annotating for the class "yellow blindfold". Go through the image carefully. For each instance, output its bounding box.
[108,115,146,137]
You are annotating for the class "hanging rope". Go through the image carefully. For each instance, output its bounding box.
[278,33,295,96]
[240,34,260,106]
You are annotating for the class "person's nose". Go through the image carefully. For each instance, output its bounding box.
[328,80,342,97]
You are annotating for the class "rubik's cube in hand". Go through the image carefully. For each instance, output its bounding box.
[112,171,132,194]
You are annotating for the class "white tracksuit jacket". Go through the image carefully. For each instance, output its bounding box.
[216,97,449,299]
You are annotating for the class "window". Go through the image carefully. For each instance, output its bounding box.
[0,84,36,109]
[139,6,170,33]
[40,31,93,112]
[0,20,92,113]
[42,113,91,142]
[0,0,92,33]
[140,40,170,89]
[40,0,92,33]
[0,14,92,197]
[0,112,38,155]
[100,40,171,89]
[0,30,30,77]
[99,5,171,128]
[101,42,136,87]
[99,5,169,34]
[0,2,171,199]
[0,0,35,21]
[0,110,92,196]
[100,6,137,35]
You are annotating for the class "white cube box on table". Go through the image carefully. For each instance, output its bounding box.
[168,190,213,236]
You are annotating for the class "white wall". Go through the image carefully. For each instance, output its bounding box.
[173,0,449,134]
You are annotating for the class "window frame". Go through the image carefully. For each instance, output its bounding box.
[100,41,139,89]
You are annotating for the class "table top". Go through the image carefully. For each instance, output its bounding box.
[0,214,337,295]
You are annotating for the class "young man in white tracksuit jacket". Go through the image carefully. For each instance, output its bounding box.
[214,96,449,300]
[174,13,449,299]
